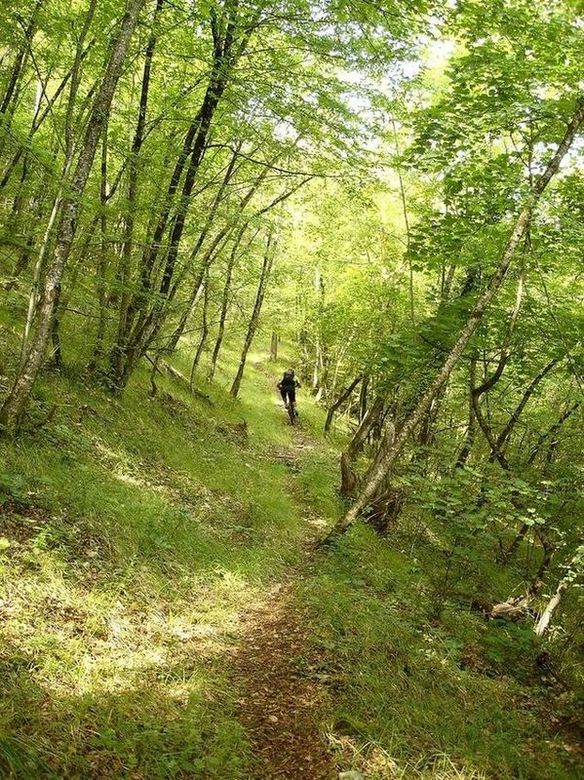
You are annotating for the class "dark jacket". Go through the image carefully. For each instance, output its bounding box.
[278,374,300,390]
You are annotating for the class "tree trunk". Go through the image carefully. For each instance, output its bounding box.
[527,401,581,465]
[339,395,385,497]
[109,4,242,388]
[455,358,476,467]
[208,224,247,380]
[163,227,232,355]
[87,129,109,373]
[359,375,369,422]
[494,358,558,455]
[230,233,275,398]
[110,130,268,390]
[189,273,210,387]
[469,270,526,465]
[324,374,362,433]
[111,0,163,381]
[136,7,240,315]
[270,332,278,362]
[0,0,43,120]
[64,0,99,159]
[321,99,584,543]
[534,580,568,637]
[0,0,146,433]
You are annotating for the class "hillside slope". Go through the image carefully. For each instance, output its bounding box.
[0,347,581,779]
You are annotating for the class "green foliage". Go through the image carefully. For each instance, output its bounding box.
[1,0,583,776]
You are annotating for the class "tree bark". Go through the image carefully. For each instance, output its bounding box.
[189,273,210,386]
[359,375,369,421]
[455,358,476,468]
[111,0,163,380]
[270,331,278,362]
[0,0,43,119]
[534,580,568,637]
[324,374,362,432]
[163,227,232,355]
[110,2,244,388]
[208,224,248,380]
[527,401,581,465]
[339,395,385,497]
[87,129,109,373]
[494,358,558,455]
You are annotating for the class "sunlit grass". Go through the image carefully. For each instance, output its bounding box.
[0,338,314,777]
[1,335,580,779]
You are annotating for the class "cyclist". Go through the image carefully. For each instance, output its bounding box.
[277,369,301,414]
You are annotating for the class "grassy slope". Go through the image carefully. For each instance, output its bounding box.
[0,344,581,779]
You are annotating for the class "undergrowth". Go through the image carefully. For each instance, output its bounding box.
[1,342,582,778]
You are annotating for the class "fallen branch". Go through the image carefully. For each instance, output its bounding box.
[145,355,214,405]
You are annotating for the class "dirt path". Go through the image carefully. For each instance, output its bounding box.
[231,584,336,779]
[230,424,338,779]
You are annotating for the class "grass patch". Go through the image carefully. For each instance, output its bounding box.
[1,338,582,778]
[0,344,310,777]
[300,524,582,780]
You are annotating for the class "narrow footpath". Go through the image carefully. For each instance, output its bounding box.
[229,424,338,779]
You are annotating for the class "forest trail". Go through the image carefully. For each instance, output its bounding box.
[229,422,337,779]
[231,582,336,779]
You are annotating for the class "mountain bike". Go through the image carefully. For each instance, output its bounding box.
[287,400,298,425]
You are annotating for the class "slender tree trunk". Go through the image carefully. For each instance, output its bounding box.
[359,375,369,421]
[0,0,146,433]
[88,130,110,373]
[324,374,362,433]
[455,358,477,467]
[154,223,233,359]
[111,0,163,379]
[135,7,239,315]
[321,99,584,543]
[115,160,274,388]
[340,395,385,497]
[7,79,43,224]
[230,233,275,398]
[534,579,569,637]
[208,224,247,380]
[166,142,242,303]
[110,16,256,390]
[467,269,526,464]
[311,266,325,395]
[189,273,210,387]
[527,401,581,465]
[270,332,278,362]
[494,359,558,455]
[527,528,555,599]
[64,0,99,159]
[0,0,43,121]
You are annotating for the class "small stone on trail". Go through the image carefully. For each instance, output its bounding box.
[339,772,365,780]
[268,714,279,723]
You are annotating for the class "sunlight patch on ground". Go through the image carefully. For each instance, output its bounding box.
[329,733,488,779]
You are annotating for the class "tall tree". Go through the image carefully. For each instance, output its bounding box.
[0,0,146,433]
[322,98,584,544]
